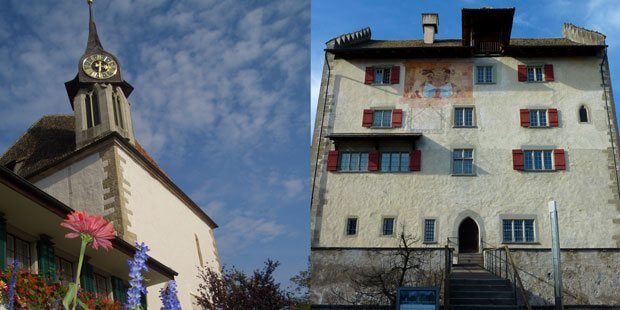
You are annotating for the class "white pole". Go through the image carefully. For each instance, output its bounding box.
[548,200,563,309]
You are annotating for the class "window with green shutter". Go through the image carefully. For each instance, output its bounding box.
[37,238,57,281]
[111,276,127,304]
[80,263,95,292]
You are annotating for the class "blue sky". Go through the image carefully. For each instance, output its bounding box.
[0,0,309,285]
[311,0,620,128]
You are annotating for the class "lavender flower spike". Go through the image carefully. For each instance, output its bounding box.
[7,260,19,310]
[159,280,182,310]
[126,242,150,309]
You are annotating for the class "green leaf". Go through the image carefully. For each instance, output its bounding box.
[62,283,76,310]
[77,298,90,310]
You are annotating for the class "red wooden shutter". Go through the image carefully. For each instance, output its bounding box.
[362,109,374,127]
[410,150,421,171]
[554,149,566,170]
[391,66,400,84]
[520,109,530,127]
[548,109,559,127]
[512,149,524,171]
[368,151,380,171]
[327,150,339,171]
[392,109,403,128]
[544,64,555,81]
[518,65,527,81]
[364,67,374,84]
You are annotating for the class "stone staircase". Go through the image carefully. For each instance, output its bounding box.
[457,253,484,266]
[449,265,517,309]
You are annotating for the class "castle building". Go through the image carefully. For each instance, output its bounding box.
[0,2,219,308]
[310,8,620,306]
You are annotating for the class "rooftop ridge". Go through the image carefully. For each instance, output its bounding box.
[328,27,371,48]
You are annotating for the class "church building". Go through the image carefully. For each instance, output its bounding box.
[0,1,220,308]
[310,7,620,306]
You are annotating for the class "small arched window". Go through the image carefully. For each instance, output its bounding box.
[112,89,125,129]
[579,105,589,123]
[85,89,101,128]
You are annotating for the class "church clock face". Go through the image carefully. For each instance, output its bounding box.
[82,54,118,79]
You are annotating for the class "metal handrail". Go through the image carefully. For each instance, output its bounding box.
[442,244,454,308]
[482,242,531,310]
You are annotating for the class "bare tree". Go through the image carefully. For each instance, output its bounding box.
[335,232,443,307]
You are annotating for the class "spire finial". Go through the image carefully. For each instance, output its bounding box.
[85,0,103,52]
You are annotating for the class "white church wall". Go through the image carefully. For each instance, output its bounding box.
[117,146,219,309]
[34,152,107,216]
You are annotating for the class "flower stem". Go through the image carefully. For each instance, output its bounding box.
[72,235,90,310]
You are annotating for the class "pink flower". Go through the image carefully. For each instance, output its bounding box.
[61,211,115,250]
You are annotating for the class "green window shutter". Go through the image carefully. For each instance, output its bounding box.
[111,276,127,304]
[80,263,95,292]
[140,292,147,309]
[0,216,6,270]
[36,237,56,282]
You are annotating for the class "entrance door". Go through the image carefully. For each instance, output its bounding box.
[458,217,479,253]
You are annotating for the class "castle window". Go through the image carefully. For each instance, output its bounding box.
[6,234,31,270]
[424,219,436,243]
[452,149,474,175]
[339,152,369,172]
[85,90,101,128]
[579,105,589,123]
[454,107,475,127]
[373,110,392,128]
[374,67,391,84]
[529,109,548,127]
[346,218,358,236]
[526,66,544,82]
[380,152,409,172]
[113,90,125,129]
[502,219,535,243]
[476,65,494,84]
[382,218,394,236]
[523,150,553,171]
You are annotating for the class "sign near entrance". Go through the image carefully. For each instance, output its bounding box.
[396,287,439,310]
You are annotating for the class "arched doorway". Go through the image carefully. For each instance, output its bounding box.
[458,217,479,253]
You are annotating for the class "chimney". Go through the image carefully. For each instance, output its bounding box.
[422,13,439,44]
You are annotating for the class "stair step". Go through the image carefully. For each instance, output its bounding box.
[450,297,516,305]
[451,278,510,285]
[450,290,514,298]
[451,284,513,292]
[450,306,518,310]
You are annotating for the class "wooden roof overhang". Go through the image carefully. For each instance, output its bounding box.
[502,45,606,57]
[328,133,422,149]
[326,46,474,59]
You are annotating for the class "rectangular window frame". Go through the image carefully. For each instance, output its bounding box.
[345,217,358,236]
[529,109,549,128]
[423,218,437,244]
[500,216,538,244]
[6,233,32,271]
[338,152,370,172]
[381,217,396,236]
[380,151,410,172]
[526,65,545,82]
[454,107,476,128]
[451,149,475,176]
[372,109,393,128]
[373,67,392,85]
[55,255,74,283]
[94,272,110,296]
[523,150,554,171]
[475,65,495,84]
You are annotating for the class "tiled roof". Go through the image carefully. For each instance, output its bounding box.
[0,115,165,179]
[340,38,592,49]
[0,115,76,178]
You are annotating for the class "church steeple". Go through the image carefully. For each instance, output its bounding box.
[65,0,136,148]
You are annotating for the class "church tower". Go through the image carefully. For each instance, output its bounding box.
[65,0,135,149]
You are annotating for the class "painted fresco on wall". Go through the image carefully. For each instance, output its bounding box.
[404,61,473,103]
